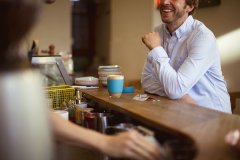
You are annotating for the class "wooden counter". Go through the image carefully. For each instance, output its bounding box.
[82,88,240,160]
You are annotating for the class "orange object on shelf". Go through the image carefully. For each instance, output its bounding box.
[156,0,160,9]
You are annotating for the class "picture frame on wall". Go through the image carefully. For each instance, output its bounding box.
[198,0,221,8]
[155,0,221,9]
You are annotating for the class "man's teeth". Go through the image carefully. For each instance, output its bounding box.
[163,9,172,12]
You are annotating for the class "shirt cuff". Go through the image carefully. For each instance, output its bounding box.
[147,46,169,63]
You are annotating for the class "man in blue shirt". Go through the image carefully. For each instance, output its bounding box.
[141,0,231,113]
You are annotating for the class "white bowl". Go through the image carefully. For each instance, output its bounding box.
[75,76,99,86]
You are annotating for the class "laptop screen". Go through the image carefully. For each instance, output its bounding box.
[31,55,73,86]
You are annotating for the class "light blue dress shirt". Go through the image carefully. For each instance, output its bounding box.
[141,16,231,113]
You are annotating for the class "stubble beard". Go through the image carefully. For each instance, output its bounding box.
[161,4,187,26]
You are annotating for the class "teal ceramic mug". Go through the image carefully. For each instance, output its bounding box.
[107,75,124,98]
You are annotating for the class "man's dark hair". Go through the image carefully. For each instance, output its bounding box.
[186,0,199,15]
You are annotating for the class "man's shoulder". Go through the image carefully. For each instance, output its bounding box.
[192,19,214,36]
[154,24,164,33]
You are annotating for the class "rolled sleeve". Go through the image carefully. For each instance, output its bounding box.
[147,46,169,64]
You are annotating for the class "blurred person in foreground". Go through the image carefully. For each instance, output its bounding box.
[141,0,231,113]
[0,0,161,160]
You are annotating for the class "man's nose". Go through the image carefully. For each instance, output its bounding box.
[161,0,171,5]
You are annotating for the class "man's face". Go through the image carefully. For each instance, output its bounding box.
[159,0,192,25]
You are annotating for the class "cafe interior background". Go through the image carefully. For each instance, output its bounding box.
[27,0,240,112]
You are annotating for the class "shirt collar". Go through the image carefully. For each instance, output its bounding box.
[163,15,194,39]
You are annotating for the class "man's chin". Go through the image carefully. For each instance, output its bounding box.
[161,15,172,23]
[161,19,172,24]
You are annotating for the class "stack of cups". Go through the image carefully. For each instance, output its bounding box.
[98,65,121,87]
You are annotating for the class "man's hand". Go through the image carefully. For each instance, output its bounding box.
[142,32,161,50]
[180,94,197,105]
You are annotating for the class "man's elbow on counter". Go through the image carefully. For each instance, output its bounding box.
[141,80,148,91]
[142,85,152,94]
[165,91,183,100]
[141,83,159,95]
[141,79,185,99]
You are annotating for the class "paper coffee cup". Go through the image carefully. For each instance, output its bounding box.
[54,110,69,120]
[107,75,124,98]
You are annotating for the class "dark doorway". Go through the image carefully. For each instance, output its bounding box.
[71,0,96,73]
[71,0,110,75]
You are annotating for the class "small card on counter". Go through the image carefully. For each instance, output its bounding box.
[133,94,149,101]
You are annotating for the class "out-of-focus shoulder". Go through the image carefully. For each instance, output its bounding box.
[192,19,215,37]
[154,24,164,33]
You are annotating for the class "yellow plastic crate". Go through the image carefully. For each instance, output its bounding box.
[46,85,75,109]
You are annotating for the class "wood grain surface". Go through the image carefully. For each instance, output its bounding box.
[82,88,240,160]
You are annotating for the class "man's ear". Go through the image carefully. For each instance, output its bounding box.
[186,5,194,14]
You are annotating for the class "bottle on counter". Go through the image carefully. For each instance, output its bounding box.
[75,89,89,125]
